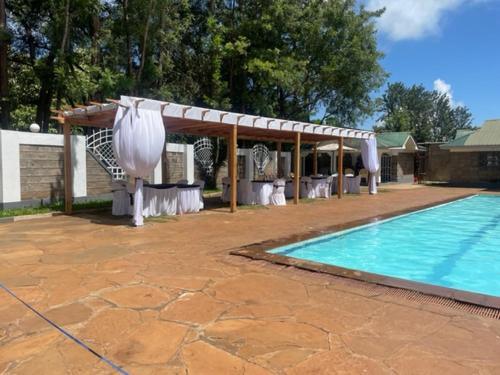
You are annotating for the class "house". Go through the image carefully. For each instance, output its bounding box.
[376,132,419,183]
[426,119,500,185]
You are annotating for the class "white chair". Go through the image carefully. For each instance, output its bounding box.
[237,179,255,205]
[176,179,188,185]
[300,176,315,199]
[319,176,333,198]
[194,179,205,209]
[270,179,287,206]
[221,177,230,202]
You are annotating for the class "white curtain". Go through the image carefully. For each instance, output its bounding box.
[361,137,379,194]
[113,99,165,226]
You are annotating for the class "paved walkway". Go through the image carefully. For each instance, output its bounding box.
[1,186,499,374]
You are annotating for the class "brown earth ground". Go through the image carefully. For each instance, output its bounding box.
[1,186,500,374]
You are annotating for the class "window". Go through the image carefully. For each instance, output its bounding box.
[479,152,500,168]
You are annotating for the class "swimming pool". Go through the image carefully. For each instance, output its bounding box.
[270,195,500,298]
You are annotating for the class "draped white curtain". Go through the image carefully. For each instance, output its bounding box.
[113,99,165,226]
[361,138,379,194]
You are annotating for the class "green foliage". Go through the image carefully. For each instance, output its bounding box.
[2,0,386,132]
[375,82,473,142]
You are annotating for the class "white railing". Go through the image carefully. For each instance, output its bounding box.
[86,129,125,180]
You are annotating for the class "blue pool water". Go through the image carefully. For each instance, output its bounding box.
[270,195,500,297]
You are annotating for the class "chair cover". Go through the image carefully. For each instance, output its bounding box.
[361,138,379,194]
[143,185,177,217]
[252,181,273,205]
[311,178,328,198]
[345,175,361,194]
[113,99,165,226]
[284,181,294,199]
[318,176,333,199]
[176,179,188,184]
[194,180,205,209]
[300,177,315,199]
[221,177,230,202]
[237,179,255,205]
[270,179,286,206]
[177,186,201,214]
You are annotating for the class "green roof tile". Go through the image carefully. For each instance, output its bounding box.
[376,132,411,148]
[442,120,500,148]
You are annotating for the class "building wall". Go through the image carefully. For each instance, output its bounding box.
[86,153,113,196]
[425,144,500,184]
[20,145,65,201]
[164,151,185,183]
[396,153,415,183]
[425,144,450,181]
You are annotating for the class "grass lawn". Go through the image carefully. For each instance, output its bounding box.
[0,200,112,218]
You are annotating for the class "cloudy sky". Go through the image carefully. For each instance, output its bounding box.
[363,0,500,127]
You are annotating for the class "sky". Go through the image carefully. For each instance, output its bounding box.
[360,0,500,129]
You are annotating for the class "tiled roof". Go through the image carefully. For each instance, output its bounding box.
[442,120,500,148]
[376,132,412,148]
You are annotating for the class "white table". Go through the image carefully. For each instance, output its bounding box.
[143,184,177,217]
[176,184,202,214]
[252,181,274,205]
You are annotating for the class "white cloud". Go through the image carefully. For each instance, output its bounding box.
[366,0,467,41]
[433,78,464,107]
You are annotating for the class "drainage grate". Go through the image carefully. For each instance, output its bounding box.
[381,287,500,320]
[282,264,500,320]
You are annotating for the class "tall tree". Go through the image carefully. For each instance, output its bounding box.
[0,0,8,128]
[376,82,474,142]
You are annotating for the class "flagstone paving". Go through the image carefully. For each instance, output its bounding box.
[1,186,500,374]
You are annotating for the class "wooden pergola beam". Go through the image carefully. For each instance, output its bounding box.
[229,125,238,212]
[294,132,301,205]
[63,122,73,214]
[337,137,344,199]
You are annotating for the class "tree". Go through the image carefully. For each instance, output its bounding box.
[3,0,386,132]
[0,0,8,128]
[376,82,473,142]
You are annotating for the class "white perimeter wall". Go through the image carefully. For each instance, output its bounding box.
[0,130,87,203]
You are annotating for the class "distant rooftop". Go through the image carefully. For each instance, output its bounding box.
[376,132,413,148]
[442,119,500,149]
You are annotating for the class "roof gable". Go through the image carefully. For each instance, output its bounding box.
[376,132,413,148]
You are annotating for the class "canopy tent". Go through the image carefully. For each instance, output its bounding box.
[52,95,376,214]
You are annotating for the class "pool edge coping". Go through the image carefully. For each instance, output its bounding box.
[230,193,500,311]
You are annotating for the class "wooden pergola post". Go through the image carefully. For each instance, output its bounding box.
[337,137,344,199]
[63,122,73,213]
[313,142,318,175]
[229,125,238,212]
[276,141,282,177]
[294,132,301,204]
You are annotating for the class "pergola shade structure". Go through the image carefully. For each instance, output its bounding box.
[53,96,375,214]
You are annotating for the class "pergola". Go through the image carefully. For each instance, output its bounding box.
[52,96,375,214]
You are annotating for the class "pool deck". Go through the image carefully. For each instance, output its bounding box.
[1,186,500,374]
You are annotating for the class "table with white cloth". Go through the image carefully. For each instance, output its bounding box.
[252,180,274,205]
[143,184,177,217]
[311,176,327,198]
[176,184,202,214]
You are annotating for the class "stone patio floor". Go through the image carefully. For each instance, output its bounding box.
[1,186,499,374]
